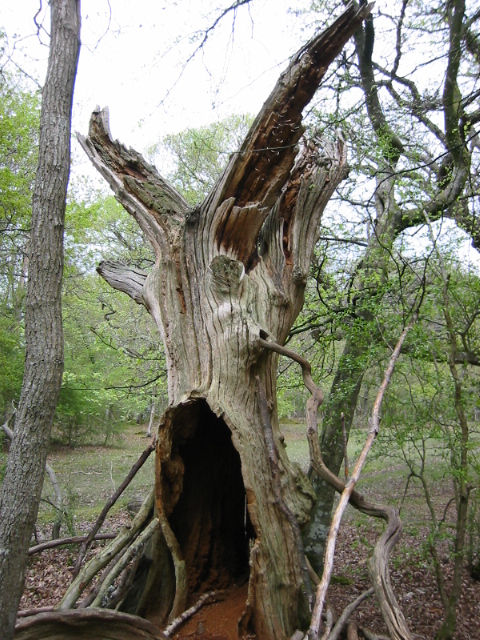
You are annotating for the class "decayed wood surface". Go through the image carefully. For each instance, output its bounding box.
[68,4,373,640]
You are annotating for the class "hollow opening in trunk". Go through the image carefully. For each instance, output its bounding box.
[168,400,253,600]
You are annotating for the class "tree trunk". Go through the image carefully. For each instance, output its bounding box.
[0,2,80,639]
[77,5,371,637]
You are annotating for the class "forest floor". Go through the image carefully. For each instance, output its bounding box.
[16,423,480,639]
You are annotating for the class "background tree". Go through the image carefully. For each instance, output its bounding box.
[0,72,40,415]
[0,2,80,639]
[293,0,480,589]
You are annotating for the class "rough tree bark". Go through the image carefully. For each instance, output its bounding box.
[73,4,371,638]
[0,2,81,639]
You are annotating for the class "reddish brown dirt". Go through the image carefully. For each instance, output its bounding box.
[172,585,249,640]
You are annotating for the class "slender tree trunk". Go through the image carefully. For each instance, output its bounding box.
[75,6,371,637]
[304,0,473,574]
[0,3,80,639]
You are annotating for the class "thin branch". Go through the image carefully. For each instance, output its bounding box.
[73,438,155,577]
[163,590,225,636]
[309,320,415,640]
[341,412,349,479]
[28,534,116,556]
[328,588,374,640]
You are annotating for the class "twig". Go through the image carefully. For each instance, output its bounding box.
[163,590,224,636]
[341,412,349,479]
[328,588,374,640]
[28,533,116,555]
[73,437,155,577]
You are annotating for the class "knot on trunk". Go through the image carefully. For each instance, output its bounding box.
[208,255,245,297]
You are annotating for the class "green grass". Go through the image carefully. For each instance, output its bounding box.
[14,417,471,537]
[278,418,463,532]
[38,425,155,526]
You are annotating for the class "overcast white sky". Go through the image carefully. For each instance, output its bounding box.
[1,0,319,170]
[2,1,479,270]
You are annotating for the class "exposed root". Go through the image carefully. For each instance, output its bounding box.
[91,518,159,608]
[327,589,374,640]
[57,490,154,610]
[14,609,167,640]
[17,607,54,619]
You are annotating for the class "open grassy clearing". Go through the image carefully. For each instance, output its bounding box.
[38,426,155,528]
[278,419,470,534]
[35,418,468,535]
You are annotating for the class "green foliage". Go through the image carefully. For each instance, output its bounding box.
[0,73,40,414]
[148,114,253,204]
[0,316,24,413]
[53,192,166,446]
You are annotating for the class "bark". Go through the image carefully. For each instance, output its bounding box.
[74,5,372,638]
[2,418,63,538]
[0,3,80,639]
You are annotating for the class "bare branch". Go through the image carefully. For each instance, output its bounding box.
[163,590,225,636]
[328,588,374,640]
[28,534,116,556]
[96,260,147,305]
[73,438,155,577]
